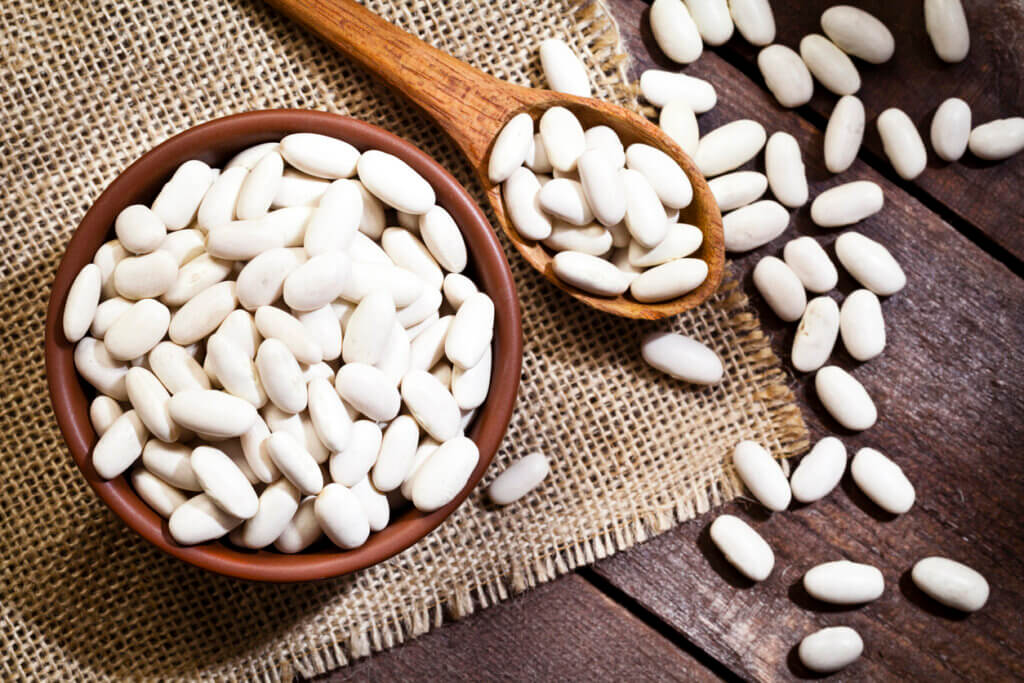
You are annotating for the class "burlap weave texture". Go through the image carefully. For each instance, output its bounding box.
[0,0,808,679]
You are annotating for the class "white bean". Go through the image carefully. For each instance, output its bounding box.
[89,297,131,339]
[303,179,362,255]
[63,264,102,343]
[824,95,865,174]
[167,390,258,439]
[151,160,214,230]
[419,205,467,273]
[206,335,266,407]
[783,236,837,293]
[402,370,462,442]
[90,395,123,437]
[799,627,863,673]
[282,251,349,312]
[729,0,775,46]
[115,205,166,254]
[356,150,435,214]
[538,38,592,97]
[148,341,209,394]
[649,0,703,64]
[298,305,341,362]
[75,338,130,400]
[659,100,700,156]
[142,440,200,490]
[159,229,205,267]
[526,133,553,173]
[382,227,444,289]
[280,133,360,179]
[488,452,550,505]
[877,108,927,180]
[810,181,883,227]
[804,560,884,604]
[539,107,586,173]
[113,250,178,300]
[92,408,149,480]
[694,120,767,177]
[930,97,972,162]
[792,297,839,373]
[834,231,906,295]
[620,168,669,248]
[330,420,382,487]
[94,240,129,299]
[410,436,479,512]
[924,0,969,63]
[335,363,401,422]
[840,289,885,361]
[504,167,553,240]
[685,0,733,45]
[851,446,914,513]
[131,466,188,519]
[351,476,390,532]
[255,338,307,414]
[630,258,708,303]
[551,251,630,296]
[372,414,420,492]
[628,223,702,267]
[191,445,259,519]
[815,366,877,431]
[254,305,322,365]
[316,483,369,548]
[912,557,989,612]
[752,256,806,322]
[451,346,491,410]
[799,33,860,96]
[226,142,279,171]
[126,367,180,442]
[584,126,626,169]
[641,331,722,384]
[709,514,774,581]
[105,298,171,361]
[239,416,279,484]
[639,70,716,112]
[732,440,791,511]
[236,479,301,548]
[206,207,313,260]
[543,222,613,256]
[757,45,813,108]
[236,151,284,220]
[168,281,236,345]
[197,166,248,232]
[578,150,627,226]
[708,171,767,212]
[397,286,443,328]
[266,431,323,495]
[538,178,595,226]
[445,292,494,369]
[789,436,846,503]
[169,493,242,545]
[764,132,807,208]
[968,117,1024,161]
[625,143,693,210]
[162,253,232,307]
[821,5,894,64]
[722,200,789,252]
[274,496,322,553]
[489,113,534,183]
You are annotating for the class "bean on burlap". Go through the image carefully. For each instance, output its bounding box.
[0,0,807,679]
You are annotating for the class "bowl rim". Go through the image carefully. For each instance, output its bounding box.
[44,109,523,582]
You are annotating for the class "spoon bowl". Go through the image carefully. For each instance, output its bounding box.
[267,0,724,319]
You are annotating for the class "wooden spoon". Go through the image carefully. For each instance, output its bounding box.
[265,0,724,320]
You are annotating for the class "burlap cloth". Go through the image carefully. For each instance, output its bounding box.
[0,0,808,679]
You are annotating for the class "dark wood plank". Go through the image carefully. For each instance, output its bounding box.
[597,1,1024,680]
[639,0,1024,262]
[311,574,721,681]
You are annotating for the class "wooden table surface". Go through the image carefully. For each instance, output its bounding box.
[317,1,1024,680]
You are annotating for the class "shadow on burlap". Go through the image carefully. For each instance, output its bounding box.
[0,0,808,679]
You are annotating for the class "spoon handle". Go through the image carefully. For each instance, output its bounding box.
[264,0,537,167]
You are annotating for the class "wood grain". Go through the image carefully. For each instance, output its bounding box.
[263,0,727,320]
[309,575,720,681]
[717,0,1024,263]
[593,1,1024,679]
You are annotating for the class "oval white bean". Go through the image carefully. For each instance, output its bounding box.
[316,483,370,548]
[280,133,359,179]
[824,95,865,174]
[357,150,435,214]
[765,132,807,208]
[584,126,626,169]
[396,286,443,328]
[410,436,480,512]
[810,180,883,227]
[789,436,846,503]
[131,466,188,519]
[629,223,702,268]
[925,0,969,63]
[757,45,814,108]
[148,341,209,393]
[114,250,178,300]
[630,258,707,303]
[115,205,166,254]
[90,395,123,437]
[255,338,307,414]
[695,120,767,177]
[850,446,914,513]
[167,390,258,439]
[274,496,322,553]
[548,251,627,297]
[151,160,214,230]
[373,414,420,492]
[75,338,130,400]
[821,5,894,64]
[297,305,341,362]
[722,200,789,252]
[342,289,395,366]
[282,251,348,312]
[226,142,279,171]
[620,168,669,248]
[538,178,595,226]
[445,292,494,369]
[169,493,242,545]
[253,305,322,365]
[877,108,927,180]
[238,416,279,484]
[930,97,972,162]
[968,117,1024,161]
[382,228,443,289]
[488,452,549,505]
[783,237,837,293]
[236,151,284,220]
[335,363,401,422]
[539,107,586,173]
[649,0,703,64]
[791,296,839,373]
[625,143,693,210]
[641,331,723,384]
[402,370,462,442]
[526,133,553,173]
[709,514,774,581]
[162,253,232,307]
[834,231,906,295]
[659,100,700,157]
[578,150,626,226]
[93,410,148,479]
[451,346,491,410]
[351,476,390,532]
[94,240,129,299]
[639,70,716,112]
[752,256,806,322]
[168,281,236,345]
[63,264,102,343]
[686,0,733,45]
[105,298,171,361]
[544,222,613,256]
[206,335,266,407]
[489,112,534,183]
[799,627,863,673]
[538,38,592,97]
[419,205,467,273]
[90,297,132,339]
[815,366,877,431]
[732,440,791,511]
[729,0,775,46]
[504,167,553,240]
[303,179,362,255]
[142,440,201,491]
[708,171,767,212]
[840,289,885,361]
[799,33,860,96]
[197,166,247,232]
[911,557,989,612]
[266,431,323,495]
[236,479,301,548]
[126,367,180,442]
[804,560,884,604]
[330,420,383,487]
[191,445,259,519]
[273,168,329,208]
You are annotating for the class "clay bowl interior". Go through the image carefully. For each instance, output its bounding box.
[45,110,523,582]
[485,97,725,320]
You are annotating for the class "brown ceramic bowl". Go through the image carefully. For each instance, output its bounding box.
[45,110,522,582]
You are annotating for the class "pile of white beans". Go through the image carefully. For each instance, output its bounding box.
[62,132,517,551]
[538,0,1007,674]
